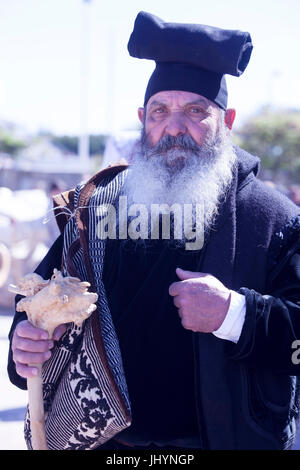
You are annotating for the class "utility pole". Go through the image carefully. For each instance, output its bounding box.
[106,28,117,136]
[78,0,91,172]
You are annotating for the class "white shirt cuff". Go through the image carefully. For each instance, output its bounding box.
[212,290,246,343]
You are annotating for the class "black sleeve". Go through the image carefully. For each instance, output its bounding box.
[7,234,64,390]
[226,221,300,375]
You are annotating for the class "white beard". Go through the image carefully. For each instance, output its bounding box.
[119,121,237,241]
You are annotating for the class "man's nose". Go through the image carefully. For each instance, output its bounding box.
[164,112,187,136]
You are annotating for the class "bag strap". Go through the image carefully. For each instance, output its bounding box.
[52,161,128,234]
[52,189,75,234]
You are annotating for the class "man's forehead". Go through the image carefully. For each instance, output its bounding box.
[146,90,215,109]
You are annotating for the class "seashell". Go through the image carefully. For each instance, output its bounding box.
[9,273,50,297]
[13,269,98,338]
[10,270,98,450]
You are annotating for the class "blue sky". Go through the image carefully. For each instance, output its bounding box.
[0,0,300,135]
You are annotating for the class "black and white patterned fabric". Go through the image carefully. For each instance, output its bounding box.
[24,170,132,450]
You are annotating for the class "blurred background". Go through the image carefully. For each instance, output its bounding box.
[0,0,300,450]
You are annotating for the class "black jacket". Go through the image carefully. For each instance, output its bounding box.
[7,147,300,449]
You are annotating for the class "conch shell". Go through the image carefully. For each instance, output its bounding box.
[9,268,98,337]
[9,272,50,297]
[9,269,98,450]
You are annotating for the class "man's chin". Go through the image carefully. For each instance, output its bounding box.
[150,149,186,169]
[144,151,187,172]
[165,156,186,172]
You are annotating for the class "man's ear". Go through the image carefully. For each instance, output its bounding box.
[138,107,144,124]
[224,108,236,130]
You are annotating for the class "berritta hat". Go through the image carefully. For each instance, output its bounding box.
[128,11,253,110]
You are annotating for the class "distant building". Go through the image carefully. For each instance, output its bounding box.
[0,137,92,191]
[101,131,139,169]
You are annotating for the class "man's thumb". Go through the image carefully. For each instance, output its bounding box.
[176,267,203,280]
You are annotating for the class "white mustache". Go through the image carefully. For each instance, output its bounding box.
[141,133,202,156]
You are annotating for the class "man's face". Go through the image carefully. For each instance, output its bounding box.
[138,90,235,148]
[124,91,237,236]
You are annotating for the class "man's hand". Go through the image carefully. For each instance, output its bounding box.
[11,320,67,378]
[169,267,231,333]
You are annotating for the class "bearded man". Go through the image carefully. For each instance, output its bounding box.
[7,12,300,450]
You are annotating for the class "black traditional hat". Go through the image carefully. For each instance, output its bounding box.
[128,11,253,110]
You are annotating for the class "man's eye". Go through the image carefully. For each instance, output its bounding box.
[154,107,166,114]
[188,107,203,114]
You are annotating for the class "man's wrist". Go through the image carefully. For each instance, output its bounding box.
[212,290,246,343]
